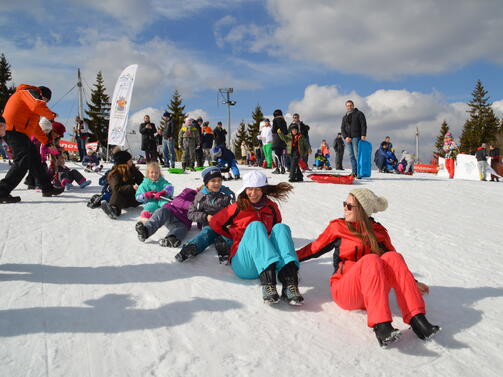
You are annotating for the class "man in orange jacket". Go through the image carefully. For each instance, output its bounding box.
[0,84,64,203]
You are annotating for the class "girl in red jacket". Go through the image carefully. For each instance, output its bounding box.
[209,171,303,305]
[297,188,440,347]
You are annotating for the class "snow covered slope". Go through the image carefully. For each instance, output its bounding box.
[1,161,502,377]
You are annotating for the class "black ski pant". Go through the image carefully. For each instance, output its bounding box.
[61,168,85,184]
[0,131,52,196]
[335,149,344,170]
[289,151,303,181]
[145,149,157,163]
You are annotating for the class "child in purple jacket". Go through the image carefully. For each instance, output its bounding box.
[135,188,197,247]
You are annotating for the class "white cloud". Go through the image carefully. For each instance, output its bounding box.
[219,0,503,78]
[493,100,503,117]
[287,84,472,161]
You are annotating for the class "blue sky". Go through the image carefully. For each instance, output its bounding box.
[1,0,503,159]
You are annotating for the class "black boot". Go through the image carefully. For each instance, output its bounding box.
[259,264,280,304]
[280,166,285,174]
[214,236,230,264]
[410,314,440,340]
[135,222,150,242]
[42,185,65,197]
[278,262,304,305]
[373,322,401,347]
[271,168,281,174]
[0,194,21,204]
[159,235,181,248]
[101,201,120,219]
[175,243,198,262]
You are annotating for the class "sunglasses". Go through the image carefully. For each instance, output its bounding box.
[343,201,358,211]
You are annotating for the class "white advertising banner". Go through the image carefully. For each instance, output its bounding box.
[107,64,138,146]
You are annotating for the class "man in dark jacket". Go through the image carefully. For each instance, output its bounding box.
[341,100,367,177]
[160,112,176,168]
[213,121,227,147]
[0,85,64,203]
[333,132,345,170]
[139,114,157,162]
[489,144,500,182]
[272,109,288,174]
[195,117,204,167]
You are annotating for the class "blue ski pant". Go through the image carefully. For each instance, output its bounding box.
[346,137,360,175]
[186,225,232,255]
[231,221,299,279]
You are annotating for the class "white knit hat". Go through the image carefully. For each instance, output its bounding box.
[240,171,268,191]
[39,117,53,133]
[349,188,388,216]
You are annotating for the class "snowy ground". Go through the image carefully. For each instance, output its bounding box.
[0,160,502,377]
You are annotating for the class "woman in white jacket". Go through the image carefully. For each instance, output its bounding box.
[258,118,273,168]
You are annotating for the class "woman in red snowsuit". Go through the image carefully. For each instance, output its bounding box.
[296,188,440,347]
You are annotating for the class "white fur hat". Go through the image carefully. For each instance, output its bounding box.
[349,188,388,216]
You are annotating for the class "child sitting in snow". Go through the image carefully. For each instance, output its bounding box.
[82,148,102,172]
[50,153,92,190]
[175,167,235,263]
[211,145,240,180]
[135,162,174,220]
[135,188,197,248]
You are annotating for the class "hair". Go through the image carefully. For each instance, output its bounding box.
[108,163,132,183]
[146,161,162,178]
[345,194,383,255]
[273,109,283,117]
[293,113,299,117]
[111,146,122,154]
[217,121,222,126]
[236,182,293,210]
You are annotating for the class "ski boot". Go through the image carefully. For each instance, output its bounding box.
[278,262,304,305]
[373,322,401,347]
[175,243,198,262]
[42,185,65,197]
[259,264,280,304]
[410,314,441,340]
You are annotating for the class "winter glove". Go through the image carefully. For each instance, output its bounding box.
[144,190,157,199]
[154,190,167,201]
[163,184,174,198]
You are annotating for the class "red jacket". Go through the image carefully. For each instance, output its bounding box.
[209,199,282,261]
[296,218,395,284]
[2,84,57,144]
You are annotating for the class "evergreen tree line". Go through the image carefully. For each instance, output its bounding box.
[2,53,501,157]
[434,80,503,157]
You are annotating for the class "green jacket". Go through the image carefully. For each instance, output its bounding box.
[278,131,311,156]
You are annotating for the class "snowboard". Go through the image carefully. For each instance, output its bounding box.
[357,140,372,178]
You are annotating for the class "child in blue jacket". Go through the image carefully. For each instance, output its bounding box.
[135,162,174,219]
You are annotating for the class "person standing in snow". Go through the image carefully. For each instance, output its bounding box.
[296,188,440,347]
[271,109,288,174]
[475,143,489,181]
[258,119,273,168]
[341,100,367,178]
[209,171,303,305]
[333,132,345,170]
[0,84,65,203]
[489,144,500,182]
[442,132,458,179]
[139,115,158,163]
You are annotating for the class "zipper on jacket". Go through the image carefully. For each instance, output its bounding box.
[354,246,358,261]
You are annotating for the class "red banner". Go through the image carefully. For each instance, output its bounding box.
[59,140,98,152]
[414,164,439,173]
[59,140,78,152]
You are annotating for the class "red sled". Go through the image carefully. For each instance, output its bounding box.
[308,173,355,184]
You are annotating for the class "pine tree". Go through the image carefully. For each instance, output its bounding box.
[246,104,263,149]
[459,80,500,153]
[167,89,186,149]
[233,120,249,159]
[85,71,111,147]
[0,53,16,112]
[434,120,450,157]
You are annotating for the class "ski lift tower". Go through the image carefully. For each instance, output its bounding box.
[77,68,85,120]
[415,126,420,163]
[218,88,236,146]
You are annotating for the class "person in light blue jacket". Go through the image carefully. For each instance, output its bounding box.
[135,162,174,219]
